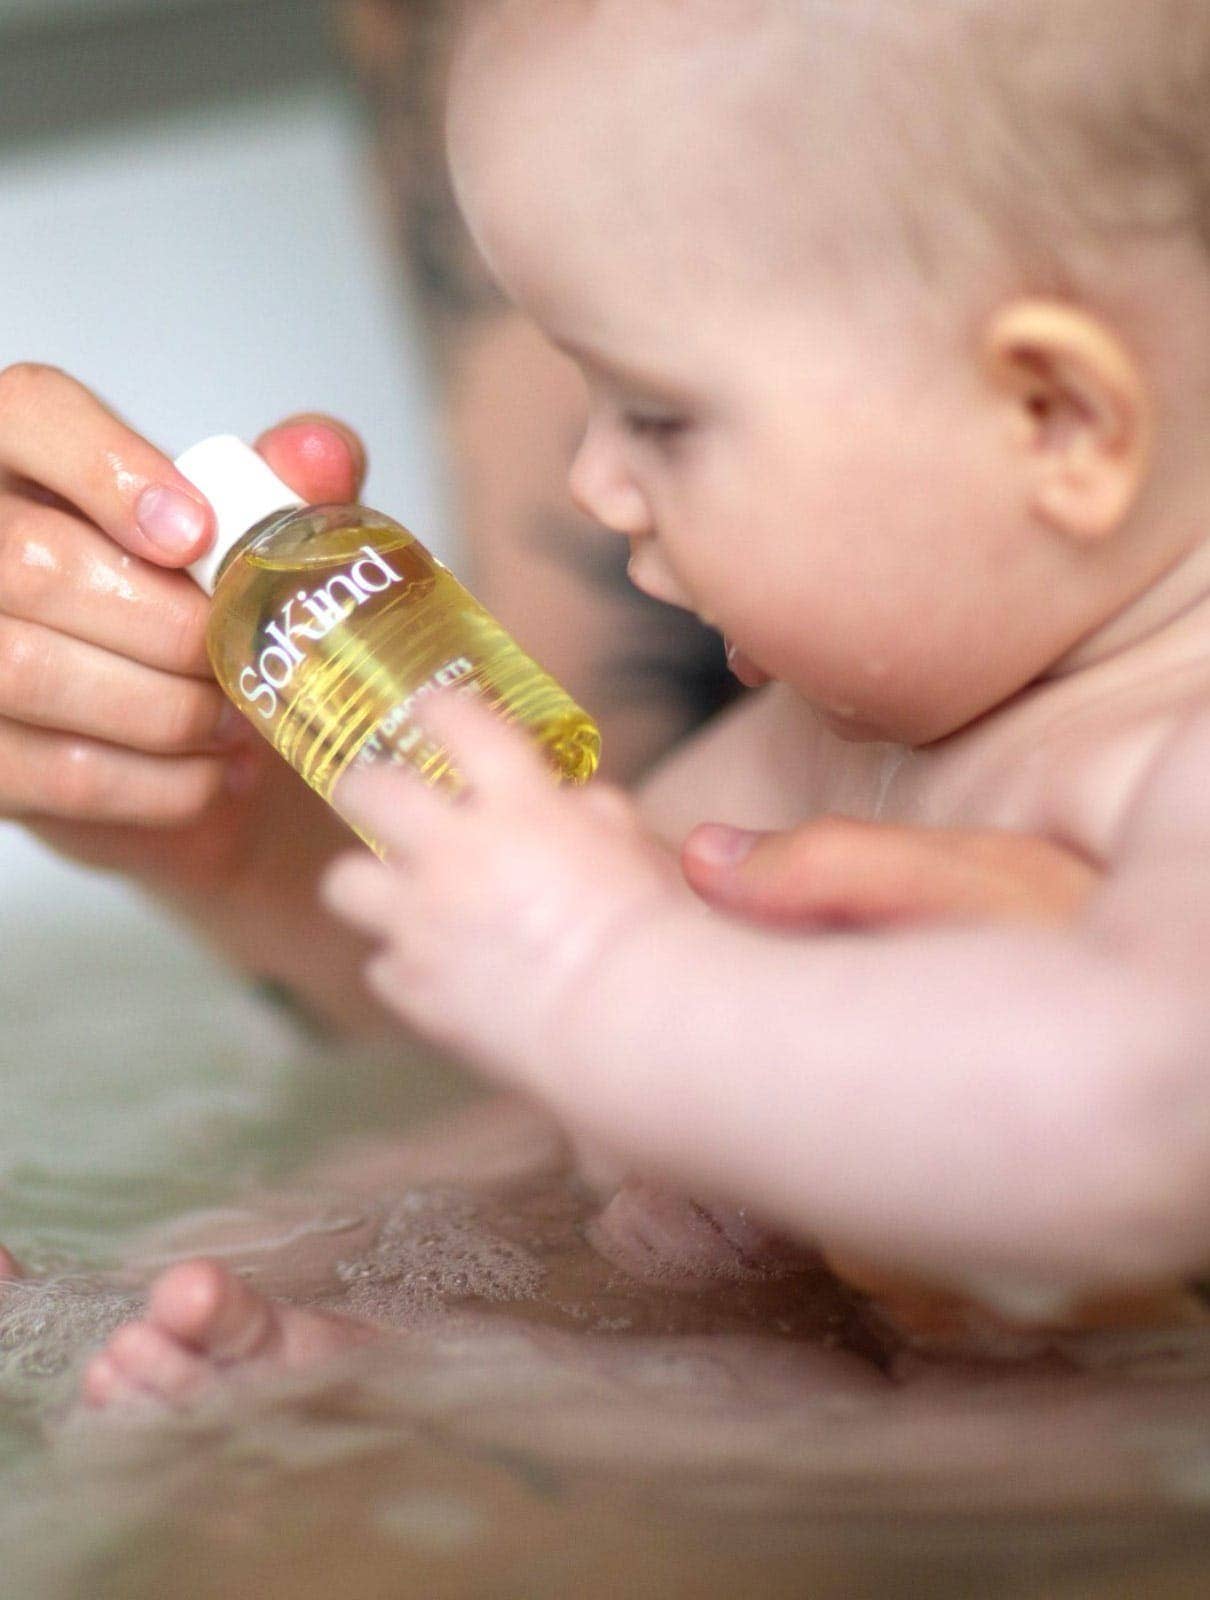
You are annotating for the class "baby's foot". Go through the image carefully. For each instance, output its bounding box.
[81,1258,376,1409]
[0,1245,22,1280]
[588,1183,812,1288]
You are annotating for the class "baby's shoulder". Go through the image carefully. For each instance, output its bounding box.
[1020,706,1188,862]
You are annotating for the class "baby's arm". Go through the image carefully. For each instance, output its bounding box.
[531,885,1196,1308]
[325,694,1210,1311]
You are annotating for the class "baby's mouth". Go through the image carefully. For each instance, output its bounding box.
[724,638,772,689]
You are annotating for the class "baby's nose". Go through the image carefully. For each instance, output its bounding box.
[568,438,653,537]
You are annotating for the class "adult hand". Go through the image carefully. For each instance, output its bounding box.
[682,815,1100,932]
[0,365,364,890]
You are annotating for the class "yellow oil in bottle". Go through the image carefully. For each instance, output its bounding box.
[207,503,600,853]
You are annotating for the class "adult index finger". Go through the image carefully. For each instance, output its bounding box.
[0,365,213,567]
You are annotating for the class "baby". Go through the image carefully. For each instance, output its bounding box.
[59,0,1210,1392]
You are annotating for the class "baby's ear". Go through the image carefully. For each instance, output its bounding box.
[983,300,1154,543]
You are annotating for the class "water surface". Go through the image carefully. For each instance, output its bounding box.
[5,906,1210,1597]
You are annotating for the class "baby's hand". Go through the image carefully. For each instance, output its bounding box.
[682,816,1100,931]
[322,692,684,1067]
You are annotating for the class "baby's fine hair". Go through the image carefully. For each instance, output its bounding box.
[945,0,1210,259]
[454,0,1210,286]
[739,0,1210,292]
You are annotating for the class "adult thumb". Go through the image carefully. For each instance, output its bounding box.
[681,818,890,928]
[254,414,367,505]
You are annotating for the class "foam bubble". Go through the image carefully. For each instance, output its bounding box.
[0,1277,140,1406]
[328,1189,544,1327]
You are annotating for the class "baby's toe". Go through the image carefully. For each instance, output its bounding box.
[81,1350,135,1409]
[149,1259,279,1364]
[78,1260,372,1412]
[86,1320,211,1406]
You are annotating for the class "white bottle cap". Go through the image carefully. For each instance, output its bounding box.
[176,435,305,595]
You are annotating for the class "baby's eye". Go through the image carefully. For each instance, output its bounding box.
[620,409,689,446]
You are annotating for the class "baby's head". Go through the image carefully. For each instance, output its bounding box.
[448,0,1210,742]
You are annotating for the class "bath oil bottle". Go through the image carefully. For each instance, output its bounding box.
[177,437,600,854]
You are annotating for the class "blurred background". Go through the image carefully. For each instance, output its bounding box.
[0,0,442,929]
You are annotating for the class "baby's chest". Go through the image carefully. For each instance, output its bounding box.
[871,707,1186,861]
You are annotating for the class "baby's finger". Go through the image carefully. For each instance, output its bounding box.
[412,690,551,801]
[0,365,213,567]
[364,949,415,1014]
[331,761,446,858]
[322,851,406,936]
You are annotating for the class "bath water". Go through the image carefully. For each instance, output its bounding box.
[8,897,1210,1597]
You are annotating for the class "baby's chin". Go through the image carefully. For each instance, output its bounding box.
[816,700,984,747]
[816,708,893,743]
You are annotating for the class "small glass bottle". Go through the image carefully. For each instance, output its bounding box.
[178,437,600,854]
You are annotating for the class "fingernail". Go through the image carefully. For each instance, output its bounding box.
[690,825,760,866]
[136,485,210,559]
